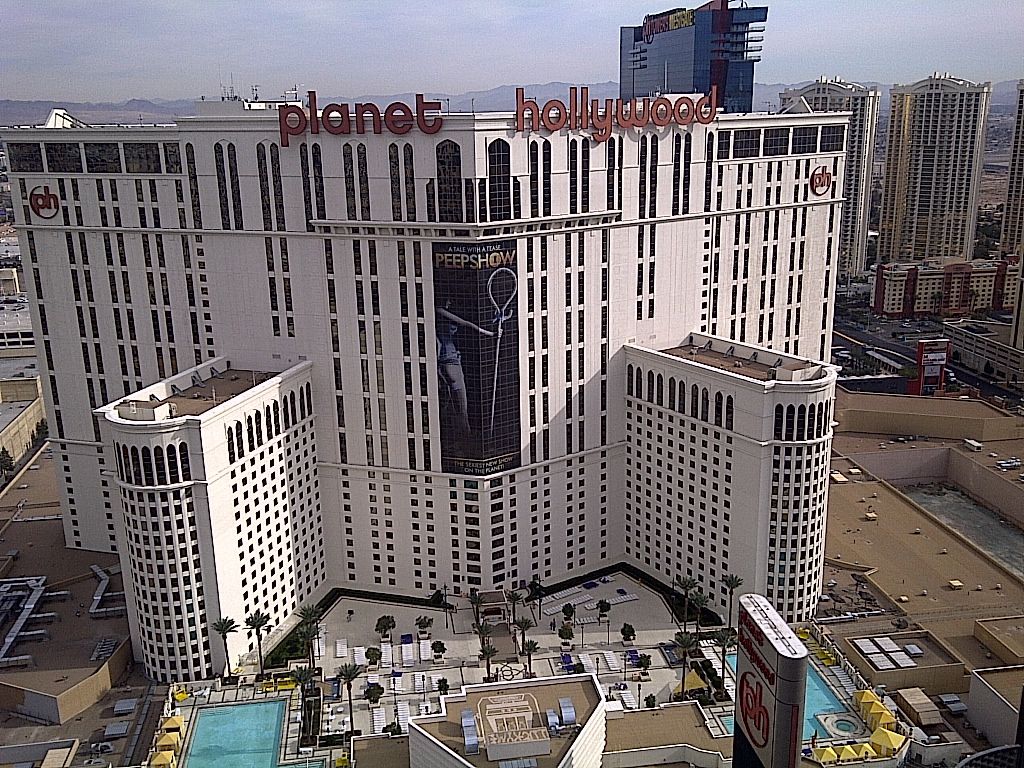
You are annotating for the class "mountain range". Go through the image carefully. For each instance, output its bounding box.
[1,79,1019,127]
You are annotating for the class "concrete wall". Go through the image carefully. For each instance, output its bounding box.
[603,743,731,768]
[0,638,131,724]
[0,740,78,766]
[948,452,1024,528]
[835,406,1024,442]
[967,669,1020,746]
[842,447,950,485]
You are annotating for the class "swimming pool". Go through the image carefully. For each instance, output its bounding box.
[726,654,845,738]
[183,699,309,768]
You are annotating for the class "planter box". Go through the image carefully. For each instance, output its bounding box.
[418,630,431,640]
[432,655,444,664]
[621,640,634,647]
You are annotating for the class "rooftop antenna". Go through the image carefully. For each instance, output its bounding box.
[252,84,260,102]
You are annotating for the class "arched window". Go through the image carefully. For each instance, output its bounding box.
[627,364,634,396]
[265,405,273,438]
[436,140,463,223]
[806,404,816,440]
[668,378,676,410]
[403,144,417,221]
[646,371,655,403]
[290,392,298,424]
[254,411,263,445]
[130,447,142,485]
[816,402,824,438]
[785,405,796,441]
[154,446,167,485]
[178,443,191,481]
[305,383,313,413]
[227,426,235,463]
[273,401,281,434]
[388,143,402,221]
[774,405,784,440]
[167,442,179,483]
[141,447,154,486]
[691,384,699,418]
[725,395,734,430]
[299,388,307,420]
[656,374,664,406]
[487,139,512,221]
[677,380,686,413]
[120,444,130,482]
[634,368,643,399]
[714,392,723,427]
[701,388,710,422]
[247,415,255,451]
[235,420,244,457]
[796,404,806,440]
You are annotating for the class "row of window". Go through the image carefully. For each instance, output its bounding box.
[7,141,181,174]
[115,441,191,486]
[226,384,313,464]
[627,364,736,431]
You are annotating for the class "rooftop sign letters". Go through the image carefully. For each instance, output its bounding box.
[642,8,696,43]
[279,91,443,146]
[516,86,717,143]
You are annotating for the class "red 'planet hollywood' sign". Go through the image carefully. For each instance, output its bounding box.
[279,87,718,145]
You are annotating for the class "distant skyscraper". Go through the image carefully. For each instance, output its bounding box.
[781,78,880,276]
[878,73,991,264]
[619,0,768,113]
[1003,80,1024,258]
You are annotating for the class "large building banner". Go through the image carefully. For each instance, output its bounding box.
[432,241,521,475]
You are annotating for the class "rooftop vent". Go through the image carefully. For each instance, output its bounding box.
[558,697,576,727]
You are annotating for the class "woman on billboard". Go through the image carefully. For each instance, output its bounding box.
[436,302,494,440]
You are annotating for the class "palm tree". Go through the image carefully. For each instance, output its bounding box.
[514,616,535,652]
[474,620,493,652]
[245,610,272,677]
[211,617,238,680]
[691,591,709,638]
[675,576,698,632]
[722,574,744,631]
[506,589,523,625]
[469,591,483,626]
[415,615,434,636]
[673,631,698,672]
[296,621,318,669]
[523,639,540,677]
[480,643,498,681]
[298,604,323,633]
[335,662,363,739]
[293,666,315,741]
[529,576,545,618]
[713,628,737,682]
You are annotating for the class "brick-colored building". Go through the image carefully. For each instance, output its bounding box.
[872,259,1018,319]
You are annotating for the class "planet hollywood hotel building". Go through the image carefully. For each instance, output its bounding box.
[2,87,846,681]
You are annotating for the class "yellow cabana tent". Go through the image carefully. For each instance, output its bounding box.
[683,669,706,692]
[155,732,181,754]
[870,728,906,756]
[870,710,897,730]
[861,699,888,719]
[149,750,177,768]
[813,746,838,764]
[837,744,860,762]
[160,715,184,733]
[855,743,878,759]
[854,689,880,706]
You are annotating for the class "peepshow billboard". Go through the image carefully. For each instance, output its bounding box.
[432,241,521,476]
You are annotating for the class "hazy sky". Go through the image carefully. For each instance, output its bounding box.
[3,0,1022,101]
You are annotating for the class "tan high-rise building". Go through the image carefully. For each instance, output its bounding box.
[1003,80,1024,258]
[781,77,880,276]
[878,73,991,264]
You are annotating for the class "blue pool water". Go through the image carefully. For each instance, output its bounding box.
[726,654,844,738]
[183,699,309,768]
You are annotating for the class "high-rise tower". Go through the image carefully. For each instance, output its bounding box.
[1003,80,1024,258]
[878,73,991,264]
[781,78,880,277]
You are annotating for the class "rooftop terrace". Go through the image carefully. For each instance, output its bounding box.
[660,338,826,383]
[119,368,273,418]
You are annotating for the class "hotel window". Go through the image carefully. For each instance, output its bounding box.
[7,143,44,172]
[45,143,83,173]
[389,144,402,221]
[313,143,326,220]
[717,131,731,160]
[185,144,202,228]
[163,143,182,174]
[436,140,463,223]
[213,143,230,228]
[732,130,761,159]
[820,125,846,153]
[792,127,818,154]
[343,144,357,219]
[85,143,122,173]
[488,139,512,221]
[763,128,790,157]
[124,143,163,173]
[403,145,417,221]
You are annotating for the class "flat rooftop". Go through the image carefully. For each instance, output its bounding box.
[836,390,1007,419]
[975,666,1024,709]
[0,307,31,333]
[351,735,410,768]
[126,369,272,417]
[0,399,34,432]
[604,703,732,757]
[976,616,1024,660]
[417,677,602,768]
[0,355,37,381]
[661,343,818,382]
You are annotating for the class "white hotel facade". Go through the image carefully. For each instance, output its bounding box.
[2,93,846,681]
